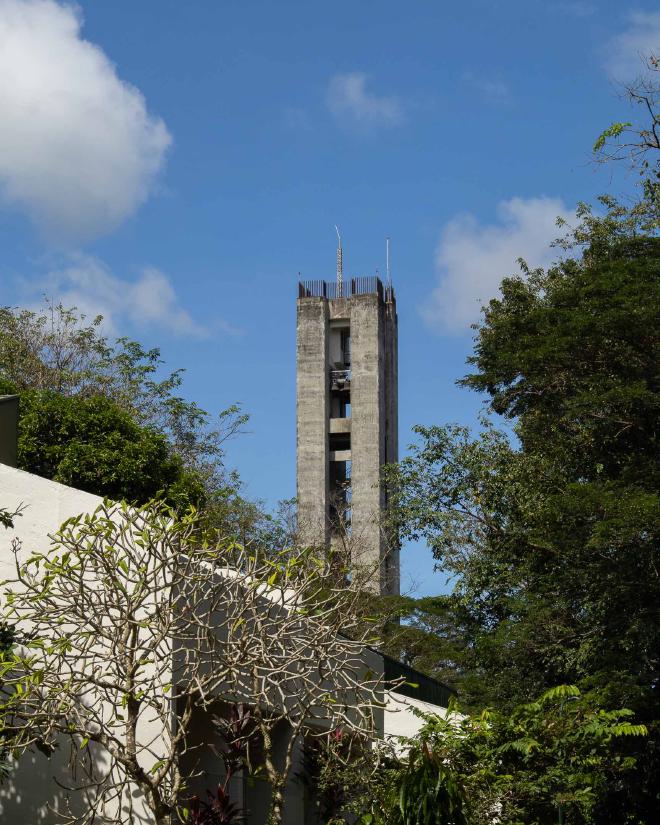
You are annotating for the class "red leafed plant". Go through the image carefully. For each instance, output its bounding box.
[185,705,256,825]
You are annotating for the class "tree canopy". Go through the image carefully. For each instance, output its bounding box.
[0,302,246,494]
[1,383,203,506]
[386,190,660,821]
[393,686,646,825]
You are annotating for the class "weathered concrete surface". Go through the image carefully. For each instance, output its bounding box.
[349,293,385,588]
[296,298,329,546]
[296,282,399,595]
[328,417,351,434]
[383,300,400,594]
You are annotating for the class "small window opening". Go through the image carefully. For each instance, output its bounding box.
[329,432,351,453]
[329,460,352,533]
[330,392,351,419]
[341,329,351,367]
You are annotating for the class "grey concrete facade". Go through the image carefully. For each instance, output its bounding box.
[296,299,330,547]
[296,278,399,595]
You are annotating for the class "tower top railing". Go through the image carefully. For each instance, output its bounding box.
[298,276,395,303]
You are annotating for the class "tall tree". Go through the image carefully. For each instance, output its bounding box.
[387,192,660,821]
[2,384,203,506]
[0,302,246,493]
[0,304,289,540]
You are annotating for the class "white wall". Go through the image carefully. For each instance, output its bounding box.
[0,464,101,579]
[0,464,451,823]
[0,465,159,824]
[384,691,455,751]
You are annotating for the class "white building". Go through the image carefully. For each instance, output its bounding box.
[0,403,454,824]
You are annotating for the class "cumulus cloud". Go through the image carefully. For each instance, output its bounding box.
[0,0,171,243]
[326,72,404,128]
[26,254,208,338]
[423,197,571,334]
[606,11,660,79]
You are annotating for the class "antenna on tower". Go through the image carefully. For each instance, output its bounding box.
[335,225,343,297]
[386,236,392,290]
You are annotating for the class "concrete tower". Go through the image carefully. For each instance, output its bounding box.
[296,249,399,595]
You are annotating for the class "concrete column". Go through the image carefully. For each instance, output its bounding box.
[296,280,399,595]
[349,294,384,587]
[296,299,329,546]
[383,301,400,594]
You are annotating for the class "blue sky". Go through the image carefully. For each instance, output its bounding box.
[0,0,657,595]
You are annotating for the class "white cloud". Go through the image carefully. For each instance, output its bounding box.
[606,11,660,79]
[423,197,571,334]
[26,254,209,338]
[326,72,404,128]
[0,0,171,243]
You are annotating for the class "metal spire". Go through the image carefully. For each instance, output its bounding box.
[386,236,391,290]
[335,225,343,297]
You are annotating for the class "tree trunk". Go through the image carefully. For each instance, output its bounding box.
[150,794,172,825]
[266,782,285,825]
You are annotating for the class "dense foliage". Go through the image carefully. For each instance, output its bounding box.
[385,193,660,821]
[0,304,302,542]
[1,383,203,505]
[393,686,646,825]
[0,303,245,490]
[304,685,646,825]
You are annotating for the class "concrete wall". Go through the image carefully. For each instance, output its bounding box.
[295,286,400,595]
[0,465,160,824]
[0,464,393,824]
[382,301,400,594]
[384,692,455,752]
[349,294,384,588]
[0,463,102,583]
[328,322,348,367]
[296,299,330,547]
[348,293,399,594]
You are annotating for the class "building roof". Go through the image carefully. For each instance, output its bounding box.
[380,650,456,708]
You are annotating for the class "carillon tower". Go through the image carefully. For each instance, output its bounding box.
[296,233,399,595]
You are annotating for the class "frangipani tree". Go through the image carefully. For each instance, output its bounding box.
[2,500,388,825]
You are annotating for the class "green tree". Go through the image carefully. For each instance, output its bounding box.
[375,594,477,706]
[0,302,246,493]
[593,54,659,176]
[399,685,646,825]
[0,303,289,541]
[0,381,202,506]
[387,195,660,820]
